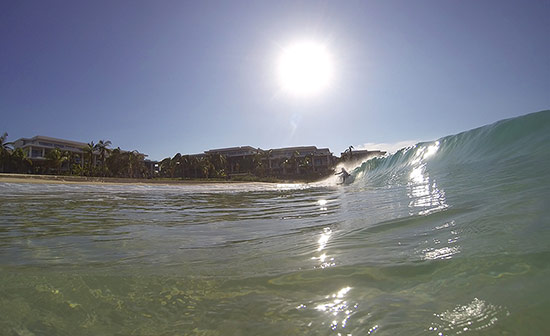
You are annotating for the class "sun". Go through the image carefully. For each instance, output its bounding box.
[277,41,334,97]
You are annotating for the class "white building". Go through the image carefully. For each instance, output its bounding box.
[340,149,386,163]
[13,135,92,165]
[268,146,335,175]
[203,145,336,176]
[12,135,155,175]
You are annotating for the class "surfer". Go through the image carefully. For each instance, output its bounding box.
[336,167,351,184]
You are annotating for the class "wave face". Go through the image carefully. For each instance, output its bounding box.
[0,111,549,335]
[356,109,550,185]
[349,110,550,218]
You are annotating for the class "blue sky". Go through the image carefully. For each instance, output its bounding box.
[1,0,549,160]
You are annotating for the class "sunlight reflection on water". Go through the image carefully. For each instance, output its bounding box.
[296,286,359,333]
[418,220,462,261]
[429,298,509,335]
[314,286,354,331]
[312,227,336,269]
[2,125,547,336]
[407,142,448,216]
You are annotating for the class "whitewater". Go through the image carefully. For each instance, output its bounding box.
[0,110,549,335]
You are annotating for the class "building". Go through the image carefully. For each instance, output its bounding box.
[203,145,336,177]
[340,149,386,163]
[144,159,159,176]
[12,135,154,175]
[204,146,258,158]
[267,146,335,176]
[13,135,93,169]
[203,146,259,175]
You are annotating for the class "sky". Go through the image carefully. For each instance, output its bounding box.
[1,0,549,160]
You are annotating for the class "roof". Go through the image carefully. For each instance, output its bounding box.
[17,135,89,148]
[204,146,258,157]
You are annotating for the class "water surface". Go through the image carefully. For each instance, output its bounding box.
[1,111,549,335]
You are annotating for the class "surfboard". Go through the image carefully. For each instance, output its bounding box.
[338,175,354,185]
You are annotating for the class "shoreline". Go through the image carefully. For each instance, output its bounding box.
[0,173,281,186]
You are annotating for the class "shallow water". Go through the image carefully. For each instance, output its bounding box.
[1,111,549,335]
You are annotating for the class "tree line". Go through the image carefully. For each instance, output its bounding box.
[0,133,149,178]
[1,132,347,180]
[157,149,330,180]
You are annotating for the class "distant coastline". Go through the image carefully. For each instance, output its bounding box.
[0,173,297,186]
[1,134,385,182]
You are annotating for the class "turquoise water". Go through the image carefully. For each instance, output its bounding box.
[1,111,549,335]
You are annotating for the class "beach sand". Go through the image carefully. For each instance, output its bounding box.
[0,173,252,186]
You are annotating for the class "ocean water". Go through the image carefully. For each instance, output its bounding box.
[1,111,549,335]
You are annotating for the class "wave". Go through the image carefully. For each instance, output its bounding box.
[351,110,550,187]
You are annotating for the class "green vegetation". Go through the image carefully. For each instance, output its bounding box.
[155,148,334,182]
[0,132,344,182]
[0,132,32,174]
[158,153,229,180]
[0,134,149,179]
[45,148,69,175]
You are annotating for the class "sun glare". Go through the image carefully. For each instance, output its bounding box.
[277,41,334,97]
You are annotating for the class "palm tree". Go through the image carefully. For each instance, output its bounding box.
[299,155,314,176]
[262,149,274,176]
[263,149,273,175]
[194,156,214,178]
[309,151,316,173]
[0,132,12,152]
[125,150,145,178]
[208,153,227,178]
[158,153,182,178]
[282,150,300,175]
[83,142,95,175]
[172,153,182,178]
[95,140,112,175]
[252,149,267,177]
[106,147,125,177]
[45,148,69,175]
[0,132,13,173]
[159,157,172,178]
[188,156,200,178]
[9,148,32,173]
[180,155,192,178]
[343,145,354,161]
[65,151,79,175]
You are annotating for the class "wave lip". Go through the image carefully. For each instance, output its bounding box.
[351,110,550,185]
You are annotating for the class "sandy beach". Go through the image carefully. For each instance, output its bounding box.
[0,173,253,186]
